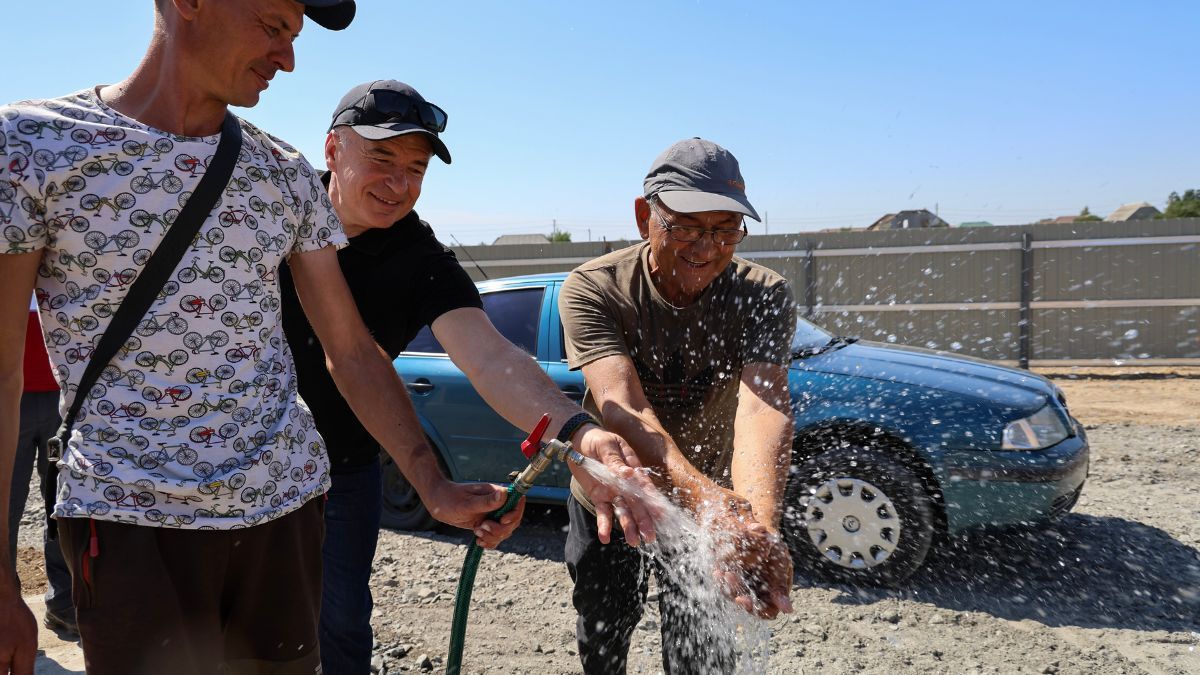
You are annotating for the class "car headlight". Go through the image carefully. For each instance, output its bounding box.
[1002,404,1069,450]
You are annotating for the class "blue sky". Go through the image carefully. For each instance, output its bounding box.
[5,1,1196,244]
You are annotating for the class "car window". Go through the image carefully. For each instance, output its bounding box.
[483,288,544,356]
[403,288,544,356]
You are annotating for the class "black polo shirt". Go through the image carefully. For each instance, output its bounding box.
[280,174,482,472]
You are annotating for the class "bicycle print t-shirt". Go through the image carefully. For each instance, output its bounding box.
[0,88,346,529]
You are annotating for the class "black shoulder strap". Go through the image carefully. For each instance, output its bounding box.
[45,112,242,535]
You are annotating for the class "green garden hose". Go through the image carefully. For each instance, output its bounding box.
[444,415,584,675]
[446,484,523,675]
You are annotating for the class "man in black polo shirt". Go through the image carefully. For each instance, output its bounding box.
[280,80,659,674]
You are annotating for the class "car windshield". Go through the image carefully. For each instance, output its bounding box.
[792,315,833,352]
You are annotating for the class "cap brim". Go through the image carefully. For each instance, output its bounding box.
[347,124,452,164]
[657,190,760,221]
[304,2,356,31]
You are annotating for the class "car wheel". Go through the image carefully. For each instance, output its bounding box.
[380,451,440,531]
[783,445,935,586]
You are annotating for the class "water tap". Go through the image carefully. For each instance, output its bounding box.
[510,414,585,495]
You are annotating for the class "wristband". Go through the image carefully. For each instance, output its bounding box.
[557,411,601,444]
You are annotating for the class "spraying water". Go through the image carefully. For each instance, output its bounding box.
[574,455,775,674]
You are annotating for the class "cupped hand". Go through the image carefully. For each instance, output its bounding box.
[705,496,794,619]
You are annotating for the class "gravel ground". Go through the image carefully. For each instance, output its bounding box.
[16,378,1200,674]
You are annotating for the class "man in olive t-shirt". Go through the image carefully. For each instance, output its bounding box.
[559,138,797,674]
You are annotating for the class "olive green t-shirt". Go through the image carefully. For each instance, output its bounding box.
[560,243,795,508]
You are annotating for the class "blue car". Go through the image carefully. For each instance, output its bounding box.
[388,273,1089,584]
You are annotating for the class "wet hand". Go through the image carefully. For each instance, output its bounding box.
[706,498,794,619]
[730,521,794,619]
[426,480,526,548]
[570,424,661,546]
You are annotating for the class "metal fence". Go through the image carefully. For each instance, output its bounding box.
[449,219,1200,366]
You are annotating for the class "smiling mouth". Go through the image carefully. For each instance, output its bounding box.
[681,257,711,268]
[252,67,276,89]
[370,193,400,207]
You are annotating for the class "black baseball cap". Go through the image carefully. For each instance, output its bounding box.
[643,138,759,221]
[328,80,452,164]
[301,0,356,31]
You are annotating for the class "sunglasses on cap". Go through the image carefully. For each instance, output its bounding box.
[339,89,448,134]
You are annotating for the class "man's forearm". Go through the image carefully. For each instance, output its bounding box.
[597,404,732,511]
[731,369,795,529]
[0,375,23,596]
[324,343,446,497]
[730,412,793,529]
[456,339,588,438]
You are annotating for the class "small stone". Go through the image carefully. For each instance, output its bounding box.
[388,645,409,658]
[370,655,383,673]
[417,653,433,671]
[929,615,945,625]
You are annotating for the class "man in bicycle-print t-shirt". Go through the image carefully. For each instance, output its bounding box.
[0,3,534,673]
[279,79,662,674]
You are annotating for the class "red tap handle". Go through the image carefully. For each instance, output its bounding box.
[521,413,552,459]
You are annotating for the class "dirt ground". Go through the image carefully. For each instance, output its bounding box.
[17,371,1200,674]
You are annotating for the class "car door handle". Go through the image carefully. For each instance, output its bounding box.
[406,379,434,394]
[560,387,584,402]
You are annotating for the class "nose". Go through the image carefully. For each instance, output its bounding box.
[688,231,719,256]
[384,168,408,193]
[273,41,296,73]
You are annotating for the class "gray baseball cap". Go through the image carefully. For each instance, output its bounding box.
[329,80,451,164]
[643,138,759,221]
[301,1,356,31]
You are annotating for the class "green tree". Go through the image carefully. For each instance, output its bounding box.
[548,227,572,242]
[1162,189,1200,219]
[1076,206,1102,222]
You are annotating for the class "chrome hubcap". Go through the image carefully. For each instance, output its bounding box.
[803,477,900,569]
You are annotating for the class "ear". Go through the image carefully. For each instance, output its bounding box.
[324,131,339,171]
[170,0,202,21]
[634,197,651,240]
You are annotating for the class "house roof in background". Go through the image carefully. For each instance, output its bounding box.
[1107,202,1161,221]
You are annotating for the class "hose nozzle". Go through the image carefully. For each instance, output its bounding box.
[512,438,584,494]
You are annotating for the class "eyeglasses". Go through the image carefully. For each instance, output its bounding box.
[341,89,448,134]
[650,200,748,245]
